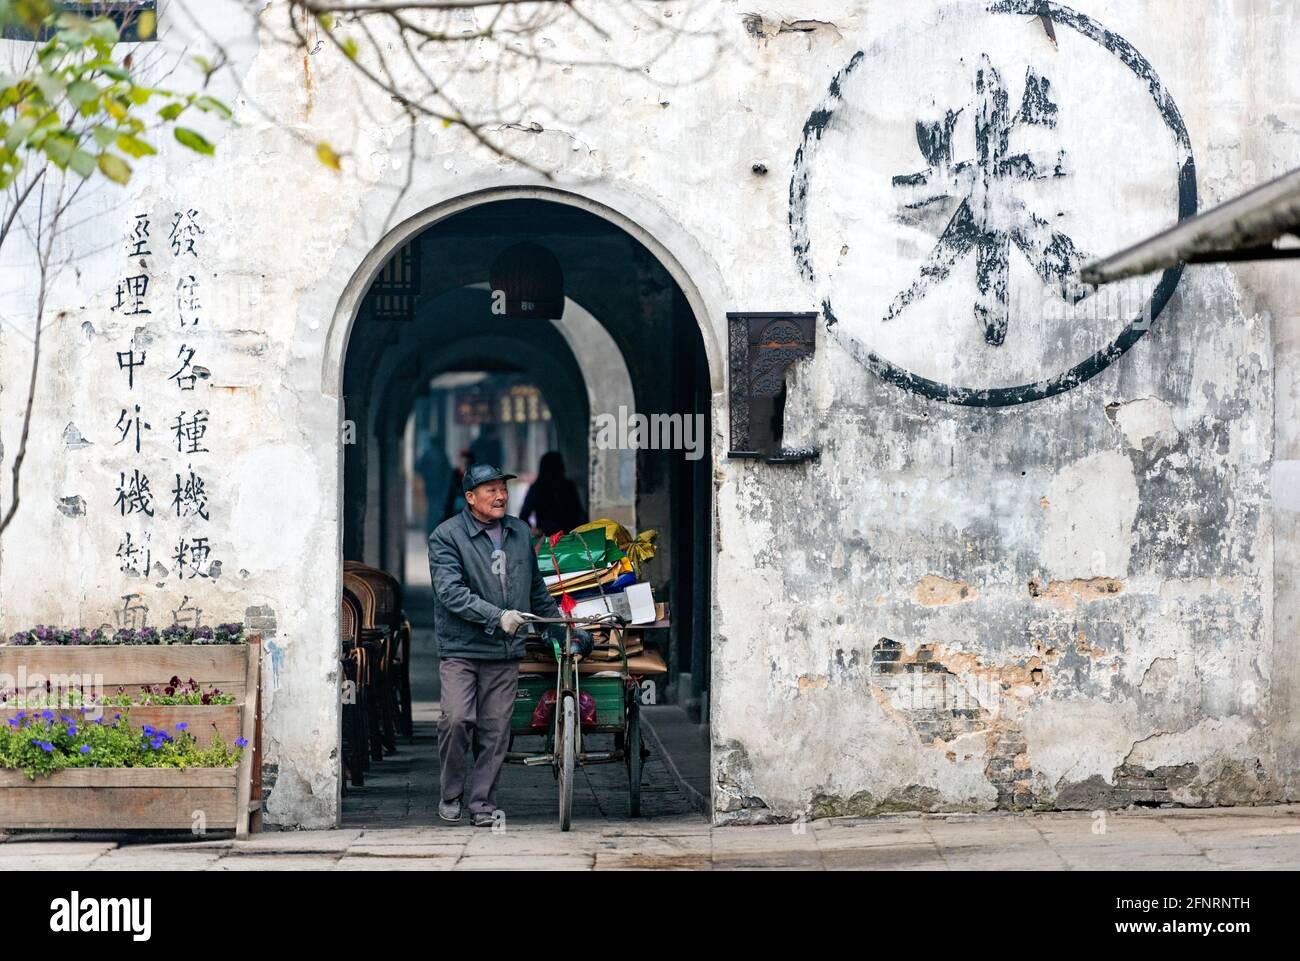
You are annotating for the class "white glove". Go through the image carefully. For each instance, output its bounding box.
[498,610,528,635]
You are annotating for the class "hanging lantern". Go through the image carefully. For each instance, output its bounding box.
[488,241,565,319]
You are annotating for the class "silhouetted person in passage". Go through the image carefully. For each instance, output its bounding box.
[444,448,475,522]
[519,451,585,536]
[416,438,452,535]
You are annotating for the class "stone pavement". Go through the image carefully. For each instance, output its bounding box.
[4,805,1300,870]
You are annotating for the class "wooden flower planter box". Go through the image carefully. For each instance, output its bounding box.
[0,635,263,835]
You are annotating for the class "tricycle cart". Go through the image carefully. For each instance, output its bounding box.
[506,612,666,831]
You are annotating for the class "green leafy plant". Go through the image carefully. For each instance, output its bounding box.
[0,675,237,709]
[0,1,229,190]
[0,708,245,780]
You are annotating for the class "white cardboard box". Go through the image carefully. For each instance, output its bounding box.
[568,583,656,624]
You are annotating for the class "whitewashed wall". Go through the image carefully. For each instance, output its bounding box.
[1,0,1297,826]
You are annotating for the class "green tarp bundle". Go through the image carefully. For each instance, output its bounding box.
[533,529,625,576]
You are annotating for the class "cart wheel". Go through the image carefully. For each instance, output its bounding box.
[558,695,575,832]
[626,696,642,817]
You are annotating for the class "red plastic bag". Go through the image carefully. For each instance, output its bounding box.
[531,690,598,729]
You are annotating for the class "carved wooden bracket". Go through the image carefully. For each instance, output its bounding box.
[726,311,819,463]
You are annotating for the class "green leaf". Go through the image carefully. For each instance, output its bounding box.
[94,64,131,82]
[91,125,116,148]
[85,17,120,45]
[136,10,156,40]
[97,152,132,184]
[341,37,358,60]
[67,81,99,109]
[316,141,341,171]
[69,148,96,178]
[4,114,36,152]
[174,127,214,155]
[115,133,155,158]
[34,71,64,103]
[158,102,185,121]
[194,95,232,120]
[41,132,76,169]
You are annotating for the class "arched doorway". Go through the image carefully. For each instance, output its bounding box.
[332,190,718,820]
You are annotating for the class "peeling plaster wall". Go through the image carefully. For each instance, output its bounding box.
[0,0,1296,827]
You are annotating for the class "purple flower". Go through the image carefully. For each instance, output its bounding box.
[79,745,91,754]
[32,739,54,752]
[40,710,53,721]
[176,722,188,731]
[235,736,248,749]
[6,718,17,728]
[150,735,164,749]
[142,724,155,736]
[66,725,77,736]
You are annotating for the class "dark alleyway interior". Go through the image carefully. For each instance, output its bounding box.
[338,197,716,826]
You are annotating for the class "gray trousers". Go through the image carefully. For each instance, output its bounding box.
[437,657,519,814]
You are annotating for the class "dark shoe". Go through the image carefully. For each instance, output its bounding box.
[438,797,462,822]
[472,811,495,827]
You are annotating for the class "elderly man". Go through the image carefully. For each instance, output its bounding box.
[427,462,588,826]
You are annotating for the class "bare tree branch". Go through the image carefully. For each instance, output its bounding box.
[303,0,576,11]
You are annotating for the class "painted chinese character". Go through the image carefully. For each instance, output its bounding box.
[116,532,152,575]
[115,469,155,517]
[114,593,149,630]
[172,410,210,454]
[172,466,210,520]
[176,274,201,327]
[169,209,204,257]
[886,55,1092,346]
[116,349,145,388]
[128,214,152,257]
[169,345,199,391]
[111,274,151,316]
[170,595,204,629]
[114,404,151,454]
[172,536,213,579]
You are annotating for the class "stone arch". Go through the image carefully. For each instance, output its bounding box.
[315,183,724,827]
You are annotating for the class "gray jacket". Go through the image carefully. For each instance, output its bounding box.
[427,506,560,660]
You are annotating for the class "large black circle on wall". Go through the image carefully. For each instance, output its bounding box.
[788,0,1198,407]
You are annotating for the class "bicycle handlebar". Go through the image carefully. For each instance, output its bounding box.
[519,612,627,628]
